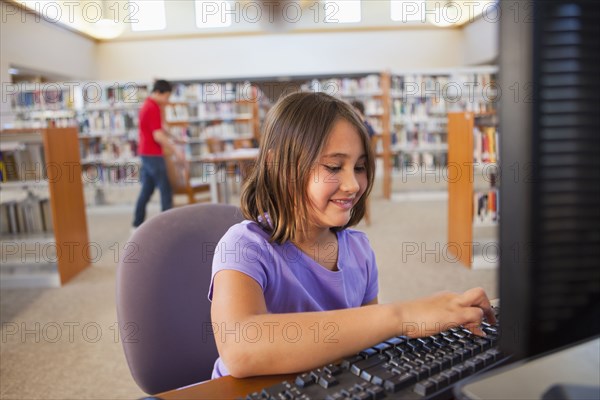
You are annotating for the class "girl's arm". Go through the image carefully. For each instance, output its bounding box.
[211,270,495,378]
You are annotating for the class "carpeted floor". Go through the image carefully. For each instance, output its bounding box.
[0,176,497,399]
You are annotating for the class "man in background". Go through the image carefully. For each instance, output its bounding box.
[132,79,185,229]
[351,100,376,139]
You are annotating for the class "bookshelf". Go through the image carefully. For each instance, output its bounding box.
[447,112,499,268]
[390,68,497,172]
[0,127,90,286]
[165,82,262,182]
[5,69,497,203]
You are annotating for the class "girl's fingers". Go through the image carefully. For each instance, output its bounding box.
[458,288,497,325]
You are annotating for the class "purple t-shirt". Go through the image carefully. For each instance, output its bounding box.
[208,220,379,378]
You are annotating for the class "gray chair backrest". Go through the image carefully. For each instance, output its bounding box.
[116,203,244,394]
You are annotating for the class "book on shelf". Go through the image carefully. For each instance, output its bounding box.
[301,74,382,97]
[473,189,499,225]
[81,109,138,136]
[82,83,149,107]
[170,82,253,103]
[473,126,498,164]
[0,192,52,236]
[0,142,47,182]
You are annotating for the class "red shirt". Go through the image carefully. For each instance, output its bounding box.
[138,97,163,156]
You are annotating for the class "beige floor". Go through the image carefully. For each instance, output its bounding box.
[0,177,497,399]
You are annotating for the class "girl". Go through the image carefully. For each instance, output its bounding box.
[209,92,495,379]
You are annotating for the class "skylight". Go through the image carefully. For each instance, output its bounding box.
[129,0,166,32]
[324,0,362,24]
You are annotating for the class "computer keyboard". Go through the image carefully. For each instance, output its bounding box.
[247,315,509,400]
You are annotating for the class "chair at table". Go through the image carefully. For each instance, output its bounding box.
[164,150,212,204]
[116,203,244,394]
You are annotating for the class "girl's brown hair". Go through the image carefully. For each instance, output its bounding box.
[240,91,375,244]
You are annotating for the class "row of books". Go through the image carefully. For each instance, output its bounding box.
[82,84,149,107]
[396,152,448,169]
[474,189,499,224]
[474,126,498,164]
[80,109,139,135]
[392,98,448,120]
[80,140,137,162]
[0,192,53,235]
[10,89,72,111]
[302,75,382,96]
[391,73,497,100]
[188,122,254,141]
[165,102,254,122]
[391,74,451,95]
[81,164,139,185]
[396,130,447,148]
[0,143,46,182]
[170,82,254,103]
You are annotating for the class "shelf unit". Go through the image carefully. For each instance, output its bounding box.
[5,69,497,203]
[447,112,499,268]
[390,67,498,172]
[0,127,90,286]
[165,82,262,181]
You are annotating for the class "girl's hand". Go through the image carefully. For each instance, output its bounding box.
[398,287,496,338]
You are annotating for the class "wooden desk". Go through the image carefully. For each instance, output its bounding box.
[157,373,295,399]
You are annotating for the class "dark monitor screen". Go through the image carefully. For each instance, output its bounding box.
[498,0,600,361]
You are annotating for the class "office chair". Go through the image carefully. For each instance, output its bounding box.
[116,203,244,394]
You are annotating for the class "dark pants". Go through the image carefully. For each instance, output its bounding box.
[133,156,173,227]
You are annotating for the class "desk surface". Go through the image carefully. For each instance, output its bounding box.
[158,373,295,399]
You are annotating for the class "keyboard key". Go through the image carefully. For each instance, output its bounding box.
[454,348,471,361]
[325,392,346,400]
[414,379,437,396]
[480,352,496,366]
[360,363,391,381]
[430,373,449,390]
[442,368,460,384]
[452,364,471,379]
[442,356,455,368]
[318,374,339,389]
[366,385,386,400]
[351,354,387,376]
[261,381,293,397]
[373,342,391,353]
[360,348,379,358]
[384,337,405,347]
[384,373,417,392]
[384,348,403,360]
[423,360,441,375]
[295,373,315,388]
[370,369,397,386]
[411,366,430,380]
[342,355,363,370]
[474,338,492,351]
[487,348,503,361]
[324,364,342,376]
[310,368,323,381]
[352,391,371,400]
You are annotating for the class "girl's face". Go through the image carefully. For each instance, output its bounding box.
[306,118,368,233]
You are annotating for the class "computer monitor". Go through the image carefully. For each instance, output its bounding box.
[498,0,600,361]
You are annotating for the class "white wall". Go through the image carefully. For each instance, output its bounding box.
[96,29,465,81]
[462,15,499,65]
[0,7,97,123]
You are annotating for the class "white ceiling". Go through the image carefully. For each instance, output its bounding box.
[14,0,497,41]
